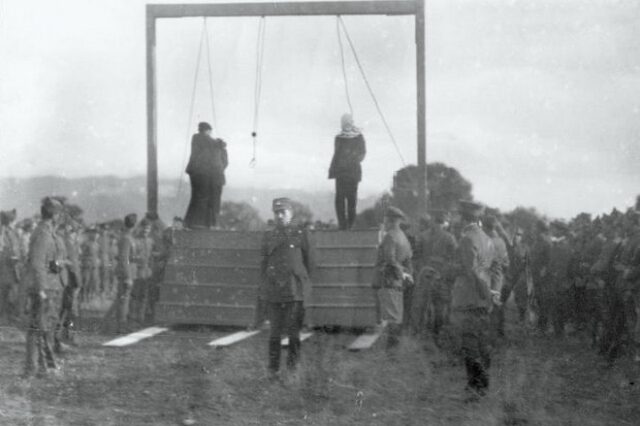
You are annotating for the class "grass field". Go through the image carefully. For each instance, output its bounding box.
[1,312,639,426]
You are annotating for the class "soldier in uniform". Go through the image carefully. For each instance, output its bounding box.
[450,200,498,398]
[59,221,82,345]
[372,206,413,349]
[105,213,138,334]
[132,219,154,322]
[530,221,552,331]
[98,224,114,296]
[259,198,314,376]
[23,197,66,377]
[1,209,21,320]
[500,228,531,326]
[80,227,100,302]
[412,210,457,337]
[483,215,510,337]
[545,221,573,337]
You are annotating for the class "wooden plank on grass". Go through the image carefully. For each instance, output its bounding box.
[103,327,168,347]
[347,332,381,351]
[281,332,313,347]
[208,330,260,347]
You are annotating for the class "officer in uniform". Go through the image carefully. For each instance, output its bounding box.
[23,197,65,377]
[450,200,497,398]
[412,210,457,337]
[500,227,531,325]
[372,206,413,348]
[1,209,21,320]
[133,218,154,322]
[260,198,314,376]
[105,213,138,334]
[60,221,82,345]
[483,215,510,337]
[80,227,100,302]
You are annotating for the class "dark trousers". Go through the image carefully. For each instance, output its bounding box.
[185,173,223,228]
[451,308,492,391]
[59,270,80,343]
[335,178,358,230]
[25,290,62,374]
[267,301,304,372]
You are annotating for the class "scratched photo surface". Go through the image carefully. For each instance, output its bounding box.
[1,0,639,425]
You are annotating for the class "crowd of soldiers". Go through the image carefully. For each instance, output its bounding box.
[0,199,178,377]
[2,194,639,391]
[372,200,640,399]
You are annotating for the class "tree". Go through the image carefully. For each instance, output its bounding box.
[217,201,264,231]
[391,162,474,218]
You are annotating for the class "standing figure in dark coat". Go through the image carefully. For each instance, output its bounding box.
[328,114,366,230]
[259,198,314,377]
[450,200,497,399]
[184,122,228,229]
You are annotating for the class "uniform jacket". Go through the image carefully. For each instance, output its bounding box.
[547,237,572,292]
[260,225,314,303]
[64,233,81,288]
[451,223,494,310]
[487,230,509,292]
[115,230,137,282]
[0,225,21,283]
[415,226,457,279]
[136,235,154,280]
[25,220,63,293]
[56,232,69,288]
[328,134,366,182]
[81,240,100,269]
[185,133,228,185]
[372,227,413,290]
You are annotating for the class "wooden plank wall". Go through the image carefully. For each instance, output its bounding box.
[155,229,379,328]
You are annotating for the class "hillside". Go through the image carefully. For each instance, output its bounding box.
[0,176,379,223]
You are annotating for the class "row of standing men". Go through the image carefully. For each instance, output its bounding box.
[0,201,172,377]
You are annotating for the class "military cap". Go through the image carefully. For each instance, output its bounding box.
[0,209,16,225]
[85,226,98,234]
[430,209,450,225]
[21,218,34,231]
[272,197,293,212]
[198,122,212,132]
[385,206,406,220]
[458,200,484,219]
[419,213,432,227]
[41,197,63,218]
[124,213,138,229]
[139,218,152,228]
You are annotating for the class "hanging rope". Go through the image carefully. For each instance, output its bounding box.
[250,17,266,168]
[203,19,218,133]
[338,16,406,166]
[176,20,207,199]
[336,16,354,117]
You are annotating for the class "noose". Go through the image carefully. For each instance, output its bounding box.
[250,17,266,168]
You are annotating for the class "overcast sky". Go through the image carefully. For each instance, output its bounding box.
[1,0,639,219]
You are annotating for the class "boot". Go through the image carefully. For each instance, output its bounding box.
[268,338,281,373]
[286,337,301,370]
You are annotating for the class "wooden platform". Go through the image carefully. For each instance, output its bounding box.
[155,229,378,328]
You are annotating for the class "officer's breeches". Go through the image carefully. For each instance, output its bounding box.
[115,278,133,332]
[267,301,304,371]
[25,290,62,372]
[451,308,492,389]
